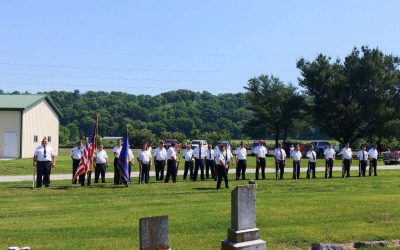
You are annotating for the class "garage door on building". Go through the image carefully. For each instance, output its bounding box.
[3,132,18,158]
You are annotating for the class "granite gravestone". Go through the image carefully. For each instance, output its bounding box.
[139,215,171,250]
[221,183,266,250]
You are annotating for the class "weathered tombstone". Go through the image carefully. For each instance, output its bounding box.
[139,215,171,250]
[221,183,266,250]
[311,243,345,250]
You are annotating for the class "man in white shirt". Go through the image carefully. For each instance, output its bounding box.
[165,142,178,183]
[274,143,286,180]
[153,141,167,181]
[113,139,123,185]
[292,145,302,179]
[223,146,234,175]
[71,141,82,184]
[216,145,229,189]
[183,144,194,181]
[324,143,336,178]
[193,141,206,181]
[137,143,151,184]
[254,140,267,180]
[368,144,378,176]
[205,144,215,180]
[235,141,247,180]
[94,144,108,183]
[357,145,368,177]
[341,143,353,177]
[33,137,56,188]
[306,145,317,179]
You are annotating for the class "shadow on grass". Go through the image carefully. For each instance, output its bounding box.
[192,187,218,190]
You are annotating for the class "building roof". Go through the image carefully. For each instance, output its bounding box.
[0,94,63,117]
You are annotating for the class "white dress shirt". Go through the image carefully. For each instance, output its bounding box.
[307,150,317,162]
[183,149,194,161]
[113,146,122,158]
[138,149,151,164]
[357,150,368,161]
[215,151,226,166]
[289,147,295,158]
[222,149,233,163]
[368,148,378,159]
[324,148,336,159]
[154,147,167,161]
[94,150,108,164]
[128,149,134,162]
[254,145,267,158]
[235,147,247,160]
[71,146,82,160]
[167,147,176,160]
[193,147,205,159]
[292,151,302,161]
[341,147,353,160]
[205,148,214,160]
[274,148,286,161]
[34,145,55,161]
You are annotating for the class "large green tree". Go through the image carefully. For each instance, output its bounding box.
[244,75,306,147]
[297,46,400,144]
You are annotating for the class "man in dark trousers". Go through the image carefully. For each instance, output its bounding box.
[341,143,353,177]
[324,142,336,178]
[70,141,82,184]
[254,140,267,180]
[368,144,378,176]
[182,144,194,181]
[165,142,178,183]
[205,144,215,180]
[274,143,286,179]
[357,145,368,177]
[33,137,56,188]
[306,145,317,178]
[193,141,206,181]
[216,144,229,189]
[113,139,122,185]
[235,141,247,180]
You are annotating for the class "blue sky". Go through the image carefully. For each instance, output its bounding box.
[0,0,399,95]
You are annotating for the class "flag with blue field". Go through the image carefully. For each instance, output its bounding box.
[117,133,130,187]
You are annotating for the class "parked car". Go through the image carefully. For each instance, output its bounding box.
[191,140,208,151]
[283,142,305,157]
[163,139,182,153]
[382,150,400,165]
[250,140,268,155]
[216,141,231,151]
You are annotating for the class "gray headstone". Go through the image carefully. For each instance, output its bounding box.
[311,243,345,250]
[353,241,387,248]
[231,184,256,231]
[139,215,170,250]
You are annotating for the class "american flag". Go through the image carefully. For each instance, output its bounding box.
[73,127,96,181]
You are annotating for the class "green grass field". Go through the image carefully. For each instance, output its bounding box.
[0,149,387,176]
[0,170,399,249]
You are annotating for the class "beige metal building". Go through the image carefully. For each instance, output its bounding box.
[0,95,62,158]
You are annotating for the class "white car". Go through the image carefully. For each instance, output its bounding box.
[191,140,208,151]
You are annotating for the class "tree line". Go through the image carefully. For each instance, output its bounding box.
[2,46,399,149]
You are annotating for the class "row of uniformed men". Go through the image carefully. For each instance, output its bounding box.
[69,140,380,188]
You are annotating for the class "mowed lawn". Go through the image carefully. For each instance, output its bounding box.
[0,149,387,176]
[0,171,399,249]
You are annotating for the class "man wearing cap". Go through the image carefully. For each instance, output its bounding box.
[154,141,167,181]
[71,141,82,184]
[33,137,56,188]
[254,140,267,180]
[368,144,378,176]
[235,141,247,180]
[94,144,108,183]
[274,142,286,179]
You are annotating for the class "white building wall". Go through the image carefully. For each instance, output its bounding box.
[21,100,59,158]
[0,111,21,157]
